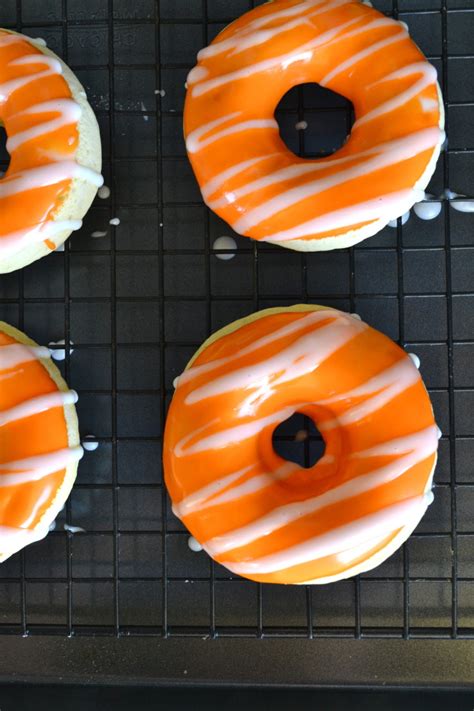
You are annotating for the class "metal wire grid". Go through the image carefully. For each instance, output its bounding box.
[0,0,473,640]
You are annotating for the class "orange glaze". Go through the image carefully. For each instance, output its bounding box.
[164,306,438,585]
[0,323,82,560]
[0,30,99,263]
[183,0,444,250]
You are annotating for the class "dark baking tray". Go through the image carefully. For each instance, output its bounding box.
[0,0,473,689]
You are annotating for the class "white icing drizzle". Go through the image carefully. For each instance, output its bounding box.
[187,113,278,154]
[354,62,438,129]
[204,426,438,557]
[0,343,50,371]
[0,447,83,487]
[201,154,277,201]
[191,15,366,98]
[320,23,407,86]
[175,406,296,458]
[319,357,420,431]
[184,313,365,406]
[0,161,103,199]
[221,493,432,575]
[173,462,300,518]
[0,390,78,428]
[0,220,82,257]
[233,127,441,234]
[0,55,62,102]
[180,309,339,387]
[6,99,82,153]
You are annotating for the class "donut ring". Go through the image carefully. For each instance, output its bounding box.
[0,321,82,561]
[164,305,438,585]
[184,0,444,251]
[0,30,103,273]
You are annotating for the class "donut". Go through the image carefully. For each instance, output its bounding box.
[0,321,82,561]
[184,0,444,251]
[0,30,103,273]
[164,305,438,585]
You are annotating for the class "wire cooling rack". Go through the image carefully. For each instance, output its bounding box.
[0,0,473,687]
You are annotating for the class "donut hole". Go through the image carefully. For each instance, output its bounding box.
[272,412,325,469]
[0,125,8,175]
[275,83,354,158]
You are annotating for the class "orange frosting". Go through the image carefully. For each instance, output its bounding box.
[184,0,443,248]
[0,323,82,563]
[164,306,438,584]
[0,31,79,257]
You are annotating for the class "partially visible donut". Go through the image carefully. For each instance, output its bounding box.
[0,30,103,273]
[184,0,444,251]
[164,305,438,585]
[0,321,82,561]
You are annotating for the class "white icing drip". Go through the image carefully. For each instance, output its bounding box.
[0,390,78,428]
[221,493,432,575]
[295,120,308,130]
[98,185,110,199]
[91,230,107,238]
[7,99,81,153]
[188,536,203,552]
[354,62,438,129]
[451,199,474,213]
[180,309,339,387]
[233,127,441,234]
[64,523,86,533]
[264,190,415,242]
[319,357,420,431]
[187,116,278,154]
[0,343,50,371]
[0,447,83,487]
[184,314,365,405]
[0,55,62,103]
[204,426,438,556]
[213,236,237,260]
[320,25,407,86]
[109,217,120,226]
[408,353,421,369]
[388,210,410,228]
[0,220,82,257]
[413,201,442,220]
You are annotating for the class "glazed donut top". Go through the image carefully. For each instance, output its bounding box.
[0,323,82,561]
[184,0,444,249]
[0,30,102,261]
[164,306,438,585]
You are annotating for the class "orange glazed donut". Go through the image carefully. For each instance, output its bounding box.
[0,322,82,561]
[184,0,444,251]
[164,305,438,585]
[0,29,103,273]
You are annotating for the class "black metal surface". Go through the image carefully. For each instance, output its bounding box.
[0,0,473,686]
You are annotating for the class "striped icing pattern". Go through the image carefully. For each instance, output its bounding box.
[183,0,444,249]
[164,306,438,585]
[0,325,83,560]
[0,30,103,265]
